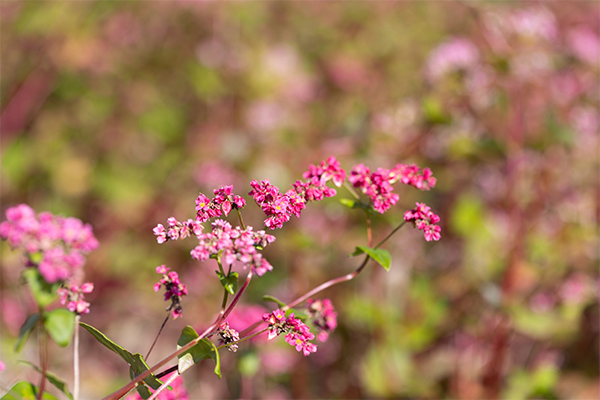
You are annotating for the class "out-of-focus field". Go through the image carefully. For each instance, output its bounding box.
[1,2,598,399]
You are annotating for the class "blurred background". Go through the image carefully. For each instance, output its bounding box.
[1,1,598,399]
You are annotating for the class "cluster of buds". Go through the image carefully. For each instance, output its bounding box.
[0,204,98,283]
[190,220,276,276]
[196,185,246,222]
[217,322,240,352]
[58,282,94,315]
[306,298,338,342]
[394,163,437,191]
[263,309,317,356]
[153,217,203,244]
[404,202,442,242]
[154,265,188,319]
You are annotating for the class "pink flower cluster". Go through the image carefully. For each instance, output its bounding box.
[154,265,188,319]
[249,180,306,229]
[250,157,346,229]
[263,309,317,356]
[349,163,437,213]
[404,202,442,242]
[196,185,246,222]
[293,156,346,201]
[217,321,240,352]
[58,282,94,315]
[306,298,338,342]
[153,217,203,244]
[0,204,99,283]
[190,220,276,276]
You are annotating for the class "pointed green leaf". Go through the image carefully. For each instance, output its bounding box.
[44,309,75,347]
[18,361,73,400]
[1,381,58,400]
[15,314,40,352]
[216,271,238,295]
[177,325,221,378]
[23,268,60,307]
[80,322,163,390]
[350,245,392,271]
[262,295,287,308]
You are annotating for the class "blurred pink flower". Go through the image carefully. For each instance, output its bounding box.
[425,37,479,83]
[529,292,556,313]
[509,7,557,42]
[225,304,268,342]
[567,27,600,65]
[559,273,595,304]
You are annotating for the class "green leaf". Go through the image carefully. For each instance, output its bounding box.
[177,326,221,378]
[339,199,359,208]
[262,295,287,308]
[23,268,60,307]
[1,381,58,400]
[15,314,40,352]
[44,309,75,347]
[18,361,73,400]
[350,245,392,271]
[80,322,163,390]
[216,271,238,295]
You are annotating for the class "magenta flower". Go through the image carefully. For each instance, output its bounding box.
[404,202,441,242]
[0,204,99,284]
[249,179,306,229]
[154,265,188,319]
[190,219,276,276]
[196,185,246,222]
[263,309,317,356]
[217,321,241,352]
[306,298,338,342]
[153,218,203,244]
[58,282,94,315]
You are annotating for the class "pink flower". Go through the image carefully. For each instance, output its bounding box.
[58,282,94,315]
[425,37,479,83]
[155,266,188,319]
[190,220,275,276]
[567,27,600,66]
[306,298,338,342]
[217,322,240,352]
[263,309,317,356]
[250,179,306,229]
[0,205,99,284]
[404,202,442,242]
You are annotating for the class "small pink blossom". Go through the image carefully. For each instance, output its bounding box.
[217,321,240,352]
[425,37,479,83]
[404,202,442,242]
[263,309,317,356]
[58,282,94,315]
[155,265,188,319]
[306,298,338,342]
[190,220,275,276]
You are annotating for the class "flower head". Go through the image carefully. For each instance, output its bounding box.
[217,321,240,352]
[58,282,94,315]
[154,265,188,319]
[0,204,98,284]
[263,309,317,356]
[404,202,442,242]
[306,298,338,342]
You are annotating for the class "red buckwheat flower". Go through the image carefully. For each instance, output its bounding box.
[58,282,94,315]
[404,202,442,242]
[263,308,317,356]
[306,298,338,342]
[154,265,188,319]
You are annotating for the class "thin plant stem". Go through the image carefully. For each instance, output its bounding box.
[343,181,361,200]
[147,370,180,400]
[145,315,170,361]
[37,326,48,400]
[236,208,246,230]
[103,270,254,400]
[74,315,81,400]
[374,220,407,249]
[366,212,372,247]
